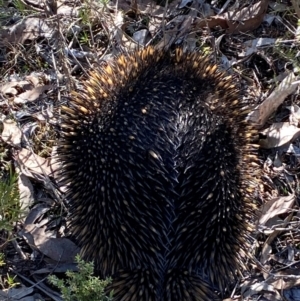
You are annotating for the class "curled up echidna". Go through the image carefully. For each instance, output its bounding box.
[57,47,259,300]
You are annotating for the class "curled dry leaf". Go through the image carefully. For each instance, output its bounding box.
[0,84,18,96]
[240,38,276,57]
[195,0,269,33]
[17,169,35,217]
[259,194,295,226]
[260,215,292,267]
[287,104,300,125]
[16,148,53,177]
[116,0,178,16]
[260,239,272,265]
[267,269,300,290]
[25,75,40,87]
[38,236,79,263]
[156,15,194,50]
[57,5,79,16]
[1,286,34,300]
[259,122,300,149]
[1,119,22,147]
[242,281,277,299]
[249,71,299,127]
[14,85,53,104]
[21,0,79,16]
[0,81,32,96]
[0,17,53,44]
[24,202,53,226]
[22,224,79,263]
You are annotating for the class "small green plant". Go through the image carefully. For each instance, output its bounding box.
[11,0,33,16]
[79,30,90,45]
[274,39,300,70]
[5,273,19,288]
[0,253,5,267]
[79,6,91,26]
[12,0,26,12]
[0,0,12,22]
[48,255,113,301]
[0,166,20,233]
[98,0,110,6]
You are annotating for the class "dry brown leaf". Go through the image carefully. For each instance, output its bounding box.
[259,122,300,149]
[0,81,32,96]
[249,72,299,127]
[266,269,300,290]
[24,201,54,226]
[260,241,272,265]
[226,0,269,33]
[14,85,53,104]
[242,281,277,298]
[156,15,194,50]
[57,5,79,16]
[240,38,276,57]
[1,119,22,147]
[291,0,300,18]
[194,0,269,33]
[1,17,53,44]
[1,286,34,300]
[0,83,18,96]
[260,215,292,267]
[259,195,295,225]
[38,236,79,263]
[259,225,281,264]
[114,0,178,17]
[22,0,80,16]
[261,292,282,301]
[287,104,300,125]
[22,224,79,263]
[17,169,35,216]
[25,75,40,87]
[17,148,53,176]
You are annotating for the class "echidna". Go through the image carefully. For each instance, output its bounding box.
[57,47,259,301]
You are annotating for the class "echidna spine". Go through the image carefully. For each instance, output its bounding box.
[57,46,259,301]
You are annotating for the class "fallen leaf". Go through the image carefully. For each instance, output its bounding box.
[25,75,40,87]
[17,168,35,217]
[24,203,52,228]
[0,81,32,96]
[225,0,269,33]
[259,122,300,148]
[194,0,269,34]
[249,71,299,127]
[259,195,295,225]
[287,104,300,125]
[16,148,53,176]
[267,269,300,290]
[22,224,79,263]
[1,286,34,300]
[14,85,53,104]
[1,119,22,147]
[240,38,276,57]
[1,17,53,44]
[260,215,292,265]
[242,281,276,298]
